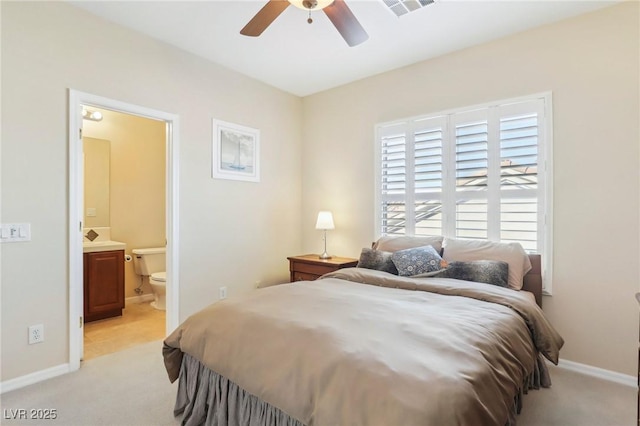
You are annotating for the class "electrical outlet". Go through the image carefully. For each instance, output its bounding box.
[28,324,44,344]
[219,286,227,300]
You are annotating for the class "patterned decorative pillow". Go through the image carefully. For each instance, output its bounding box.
[442,238,530,290]
[433,260,509,287]
[391,245,447,277]
[356,248,398,275]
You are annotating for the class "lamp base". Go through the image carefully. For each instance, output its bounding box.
[318,252,332,260]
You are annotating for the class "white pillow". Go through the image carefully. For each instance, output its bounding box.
[373,235,444,254]
[442,238,531,290]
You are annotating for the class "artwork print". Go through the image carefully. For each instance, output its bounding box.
[212,119,260,182]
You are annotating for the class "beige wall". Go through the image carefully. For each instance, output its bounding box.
[84,109,166,298]
[1,1,302,381]
[1,0,638,384]
[301,3,639,376]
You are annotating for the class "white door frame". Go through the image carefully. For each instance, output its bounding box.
[68,89,180,371]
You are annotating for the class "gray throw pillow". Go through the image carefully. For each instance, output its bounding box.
[356,248,398,275]
[433,260,509,287]
[391,245,446,277]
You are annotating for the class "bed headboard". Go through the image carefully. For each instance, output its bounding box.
[523,254,542,308]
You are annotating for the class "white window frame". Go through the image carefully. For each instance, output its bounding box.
[374,92,553,293]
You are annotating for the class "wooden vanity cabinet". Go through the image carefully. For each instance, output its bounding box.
[84,250,125,322]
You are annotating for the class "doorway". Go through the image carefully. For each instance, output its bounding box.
[68,90,180,371]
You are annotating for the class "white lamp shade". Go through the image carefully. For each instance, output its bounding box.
[315,211,335,230]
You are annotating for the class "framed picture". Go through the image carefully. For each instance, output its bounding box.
[212,119,260,182]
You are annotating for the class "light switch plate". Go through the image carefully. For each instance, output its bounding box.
[1,223,31,242]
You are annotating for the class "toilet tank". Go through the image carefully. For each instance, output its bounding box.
[132,247,166,276]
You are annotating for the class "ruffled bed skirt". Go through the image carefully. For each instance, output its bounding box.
[174,352,551,426]
[175,353,304,426]
[507,353,552,426]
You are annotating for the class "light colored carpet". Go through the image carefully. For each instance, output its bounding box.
[0,340,179,426]
[0,341,635,425]
[518,363,635,426]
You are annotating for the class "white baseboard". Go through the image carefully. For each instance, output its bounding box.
[125,294,154,305]
[2,295,156,394]
[557,358,636,388]
[0,363,70,394]
[1,347,633,395]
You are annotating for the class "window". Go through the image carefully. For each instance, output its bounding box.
[376,93,552,291]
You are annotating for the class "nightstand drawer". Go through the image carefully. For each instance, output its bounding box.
[294,262,335,276]
[287,254,359,283]
[292,271,320,282]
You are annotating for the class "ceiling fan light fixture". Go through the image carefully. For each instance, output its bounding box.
[289,0,334,11]
[241,0,367,47]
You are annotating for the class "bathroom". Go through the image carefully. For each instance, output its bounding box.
[82,106,167,360]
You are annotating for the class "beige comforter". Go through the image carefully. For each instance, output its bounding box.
[163,268,563,426]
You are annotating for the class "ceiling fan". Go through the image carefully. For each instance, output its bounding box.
[240,0,369,47]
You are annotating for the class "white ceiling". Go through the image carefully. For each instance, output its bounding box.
[69,0,617,97]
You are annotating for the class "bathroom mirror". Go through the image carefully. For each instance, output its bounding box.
[84,137,111,227]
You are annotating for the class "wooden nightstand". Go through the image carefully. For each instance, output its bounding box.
[287,254,358,282]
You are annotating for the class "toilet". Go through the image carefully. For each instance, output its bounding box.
[132,247,166,310]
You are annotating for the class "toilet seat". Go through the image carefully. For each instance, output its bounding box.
[150,271,166,283]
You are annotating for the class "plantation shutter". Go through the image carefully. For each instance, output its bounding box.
[379,123,408,235]
[497,100,545,252]
[413,117,446,236]
[452,110,490,240]
[376,95,548,257]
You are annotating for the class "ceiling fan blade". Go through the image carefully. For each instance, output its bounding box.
[323,0,368,47]
[240,0,290,37]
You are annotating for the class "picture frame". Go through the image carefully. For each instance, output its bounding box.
[212,119,260,182]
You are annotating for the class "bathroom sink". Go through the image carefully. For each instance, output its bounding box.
[83,240,126,253]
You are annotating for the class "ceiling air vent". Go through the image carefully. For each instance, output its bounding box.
[382,0,434,17]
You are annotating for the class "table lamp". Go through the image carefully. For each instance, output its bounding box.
[315,211,335,259]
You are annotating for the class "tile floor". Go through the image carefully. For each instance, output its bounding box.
[83,301,166,360]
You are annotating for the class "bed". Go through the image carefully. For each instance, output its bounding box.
[163,237,563,426]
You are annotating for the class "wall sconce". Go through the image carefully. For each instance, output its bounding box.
[315,211,335,259]
[82,108,103,122]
